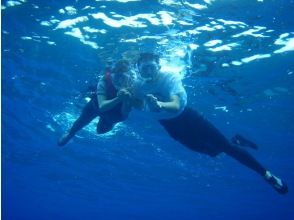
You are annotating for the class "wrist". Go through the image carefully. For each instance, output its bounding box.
[158,101,164,110]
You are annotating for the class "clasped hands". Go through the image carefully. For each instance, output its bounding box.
[117,88,132,101]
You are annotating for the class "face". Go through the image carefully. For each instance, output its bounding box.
[111,71,132,89]
[138,60,160,82]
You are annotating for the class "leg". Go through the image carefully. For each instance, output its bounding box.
[222,143,266,175]
[223,143,288,194]
[231,134,258,149]
[160,107,288,194]
[96,117,116,134]
[58,99,99,146]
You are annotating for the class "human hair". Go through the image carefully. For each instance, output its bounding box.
[111,59,130,74]
[137,52,160,66]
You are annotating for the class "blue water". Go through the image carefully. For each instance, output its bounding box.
[2,0,294,219]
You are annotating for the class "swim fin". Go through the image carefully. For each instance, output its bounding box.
[264,171,288,195]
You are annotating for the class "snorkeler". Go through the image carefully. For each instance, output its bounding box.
[58,60,134,146]
[131,52,288,194]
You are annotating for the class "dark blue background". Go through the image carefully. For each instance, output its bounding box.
[2,0,294,219]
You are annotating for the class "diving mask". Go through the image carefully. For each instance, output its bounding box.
[138,61,160,82]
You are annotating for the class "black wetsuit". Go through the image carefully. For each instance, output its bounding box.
[159,107,266,176]
[68,71,125,136]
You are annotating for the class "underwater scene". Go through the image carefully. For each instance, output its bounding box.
[2,0,294,219]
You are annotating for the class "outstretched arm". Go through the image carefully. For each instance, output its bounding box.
[146,94,181,112]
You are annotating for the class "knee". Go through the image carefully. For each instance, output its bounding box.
[96,121,115,134]
[221,143,237,155]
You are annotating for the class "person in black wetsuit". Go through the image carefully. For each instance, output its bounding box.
[131,52,288,194]
[58,59,134,146]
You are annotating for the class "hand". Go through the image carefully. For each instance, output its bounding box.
[146,94,162,111]
[117,88,132,101]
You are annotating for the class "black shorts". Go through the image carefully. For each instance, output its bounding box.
[159,107,230,157]
[83,94,124,134]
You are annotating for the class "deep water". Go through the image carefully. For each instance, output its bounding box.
[2,0,294,220]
